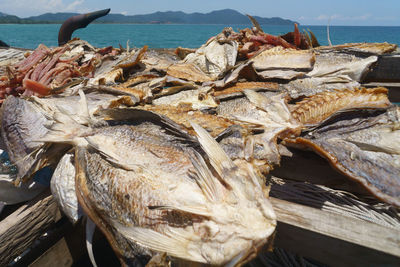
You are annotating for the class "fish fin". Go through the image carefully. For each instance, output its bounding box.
[86,217,98,267]
[97,108,196,144]
[190,122,235,179]
[307,28,320,47]
[84,136,139,171]
[148,204,211,217]
[112,223,204,263]
[38,92,94,145]
[243,90,293,124]
[242,89,272,110]
[303,29,312,48]
[188,150,221,202]
[246,14,263,33]
[38,111,89,145]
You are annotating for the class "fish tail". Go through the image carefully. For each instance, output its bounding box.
[39,90,92,145]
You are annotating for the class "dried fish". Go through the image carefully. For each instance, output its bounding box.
[217,90,301,168]
[184,28,238,79]
[316,42,398,56]
[285,107,400,207]
[0,91,139,181]
[251,46,315,71]
[250,46,315,80]
[139,105,235,137]
[41,103,276,266]
[167,63,213,83]
[290,87,392,127]
[213,81,278,101]
[282,49,380,99]
[50,152,81,223]
[307,53,377,82]
[153,86,217,110]
[283,76,361,99]
[0,149,46,205]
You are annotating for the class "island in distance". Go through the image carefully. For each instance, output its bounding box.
[0,9,297,25]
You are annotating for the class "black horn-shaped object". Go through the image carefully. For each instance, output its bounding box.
[58,8,110,46]
[0,40,9,47]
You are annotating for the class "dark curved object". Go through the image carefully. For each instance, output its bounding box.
[58,8,110,46]
[0,40,9,47]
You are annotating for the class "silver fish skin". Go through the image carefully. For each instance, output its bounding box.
[1,95,51,180]
[184,28,238,79]
[0,149,46,205]
[42,103,276,266]
[50,152,81,223]
[283,49,378,99]
[286,107,400,207]
[217,91,301,167]
[0,91,138,181]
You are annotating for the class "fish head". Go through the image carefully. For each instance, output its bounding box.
[191,190,276,266]
[186,123,277,265]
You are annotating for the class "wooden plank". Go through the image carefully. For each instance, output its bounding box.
[274,222,400,267]
[270,197,400,258]
[271,149,370,195]
[29,238,74,267]
[364,55,400,83]
[363,82,400,102]
[0,191,59,266]
[28,220,87,267]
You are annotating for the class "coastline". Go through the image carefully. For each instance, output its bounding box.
[0,24,399,50]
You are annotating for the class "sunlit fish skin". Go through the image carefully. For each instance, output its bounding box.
[44,106,276,266]
[216,90,301,170]
[1,95,51,180]
[290,87,392,128]
[285,106,400,207]
[0,91,139,182]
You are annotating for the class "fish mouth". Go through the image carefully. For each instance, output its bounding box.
[225,240,266,267]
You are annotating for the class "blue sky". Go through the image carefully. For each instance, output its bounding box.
[1,0,399,26]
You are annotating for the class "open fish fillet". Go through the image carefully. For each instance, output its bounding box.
[285,107,400,207]
[290,87,392,127]
[40,97,276,266]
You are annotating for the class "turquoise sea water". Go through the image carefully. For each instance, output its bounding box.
[0,24,400,49]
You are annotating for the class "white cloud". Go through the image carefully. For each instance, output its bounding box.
[1,0,85,16]
[316,14,330,21]
[66,0,84,11]
[315,13,372,22]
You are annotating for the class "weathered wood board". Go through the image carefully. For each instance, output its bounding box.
[7,194,399,267]
[0,191,59,266]
[364,55,400,83]
[271,198,400,258]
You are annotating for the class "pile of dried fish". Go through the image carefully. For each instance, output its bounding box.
[0,18,399,266]
[0,40,120,101]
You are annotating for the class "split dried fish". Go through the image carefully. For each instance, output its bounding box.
[41,103,276,266]
[50,152,81,223]
[0,91,139,181]
[250,46,315,80]
[217,90,301,169]
[184,28,238,79]
[152,86,217,110]
[285,107,400,207]
[139,105,235,137]
[316,42,398,55]
[290,87,392,127]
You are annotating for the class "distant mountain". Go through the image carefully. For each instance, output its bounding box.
[0,9,297,25]
[0,13,30,23]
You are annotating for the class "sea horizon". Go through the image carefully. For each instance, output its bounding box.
[1,23,399,50]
